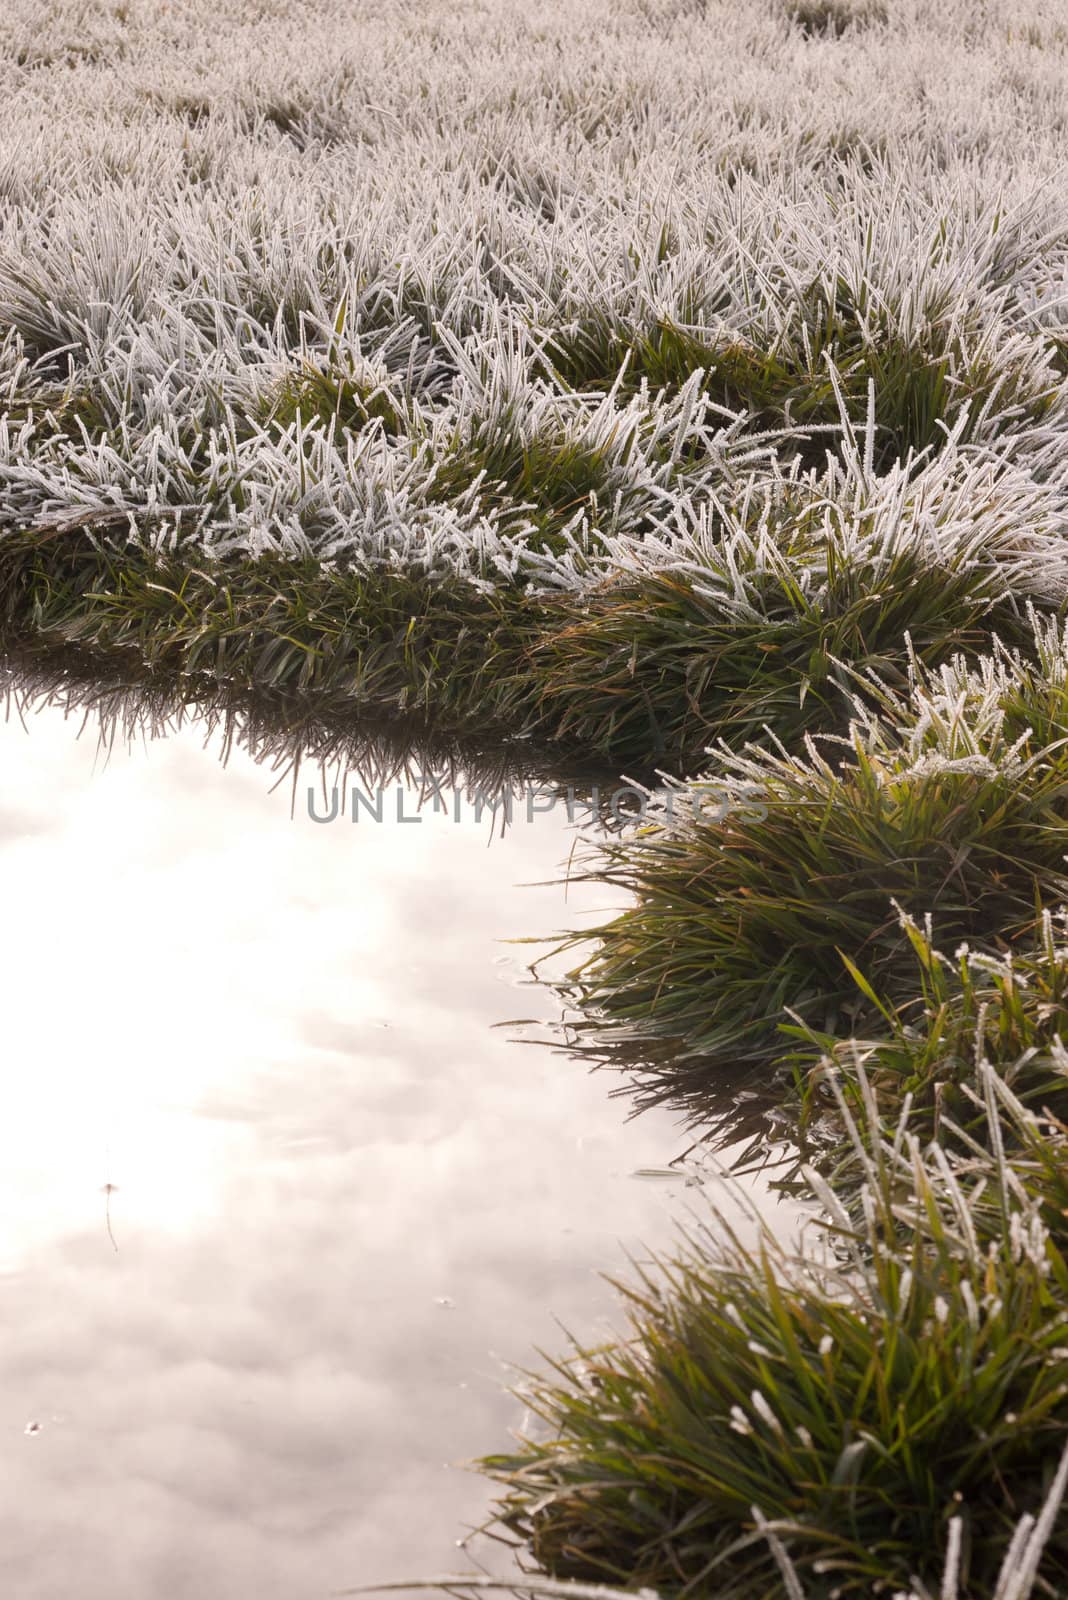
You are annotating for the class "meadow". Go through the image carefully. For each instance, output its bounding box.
[3,0,1068,1593]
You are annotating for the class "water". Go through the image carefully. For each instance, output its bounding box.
[0,693,799,1599]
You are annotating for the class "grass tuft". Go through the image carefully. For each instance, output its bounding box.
[477,1068,1068,1597]
[785,0,887,39]
[555,632,1068,1066]
[258,363,406,440]
[529,522,1029,767]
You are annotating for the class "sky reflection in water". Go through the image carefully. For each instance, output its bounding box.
[0,699,801,1599]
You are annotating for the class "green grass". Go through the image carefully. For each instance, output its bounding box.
[0,637,632,806]
[0,542,552,740]
[0,496,1040,776]
[553,633,1068,1068]
[586,898,1068,1155]
[257,362,407,440]
[787,906,1068,1155]
[423,425,632,553]
[531,308,1058,473]
[529,527,1027,768]
[476,1067,1068,1598]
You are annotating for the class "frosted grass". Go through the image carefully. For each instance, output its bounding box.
[0,0,1065,599]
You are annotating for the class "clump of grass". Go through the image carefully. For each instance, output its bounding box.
[537,310,1058,474]
[785,0,887,39]
[0,530,548,739]
[477,1065,1068,1597]
[535,320,831,462]
[533,316,726,406]
[257,361,406,439]
[530,516,1029,768]
[552,902,1068,1162]
[778,320,1052,475]
[803,324,1057,472]
[556,632,1068,1065]
[0,485,1056,781]
[425,427,620,551]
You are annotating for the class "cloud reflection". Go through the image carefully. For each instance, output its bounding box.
[0,698,800,1599]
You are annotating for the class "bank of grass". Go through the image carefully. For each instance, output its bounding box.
[0,643,632,804]
[459,630,1068,1596]
[471,1068,1068,1599]
[0,491,1042,774]
[554,626,1068,1068]
[0,526,544,737]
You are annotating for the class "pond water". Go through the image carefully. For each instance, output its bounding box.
[0,692,800,1599]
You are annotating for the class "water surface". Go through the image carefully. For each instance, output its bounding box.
[0,697,798,1598]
